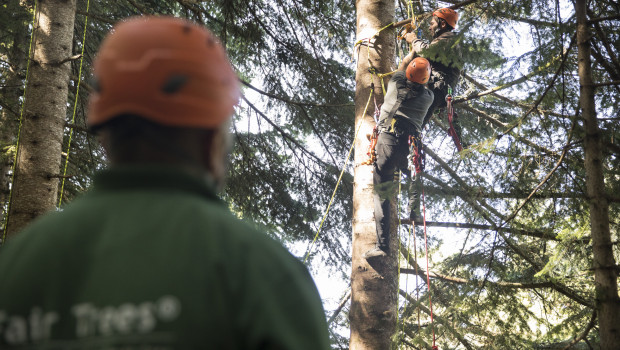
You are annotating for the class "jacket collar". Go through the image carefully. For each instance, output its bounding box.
[91,165,221,202]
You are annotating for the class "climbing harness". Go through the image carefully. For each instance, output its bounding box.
[445,87,463,151]
[386,86,417,133]
[362,82,423,167]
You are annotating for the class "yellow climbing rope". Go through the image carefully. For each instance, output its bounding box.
[303,87,374,262]
[353,21,396,96]
[58,0,91,207]
[396,172,403,340]
[1,2,38,245]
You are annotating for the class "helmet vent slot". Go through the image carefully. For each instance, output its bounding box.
[161,75,188,94]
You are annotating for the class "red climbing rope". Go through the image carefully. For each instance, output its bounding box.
[364,125,378,165]
[408,136,437,348]
[445,91,463,152]
[408,135,424,174]
[362,86,382,166]
[421,183,437,349]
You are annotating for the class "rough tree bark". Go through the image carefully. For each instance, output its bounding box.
[0,2,29,233]
[350,0,397,349]
[5,0,77,237]
[575,0,620,348]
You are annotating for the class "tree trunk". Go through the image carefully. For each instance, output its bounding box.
[5,0,77,237]
[0,1,29,236]
[350,1,397,349]
[575,0,620,348]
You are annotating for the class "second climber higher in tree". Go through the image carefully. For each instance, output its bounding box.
[405,8,464,139]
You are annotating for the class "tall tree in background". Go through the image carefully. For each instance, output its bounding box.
[575,0,620,347]
[0,0,618,348]
[5,0,77,236]
[0,1,30,228]
[350,1,397,349]
[385,0,619,348]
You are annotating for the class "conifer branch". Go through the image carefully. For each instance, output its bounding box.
[460,72,569,118]
[174,1,224,26]
[423,148,507,222]
[392,0,477,29]
[499,15,560,27]
[587,14,620,23]
[400,220,562,241]
[47,174,74,179]
[590,46,620,81]
[499,120,576,228]
[240,80,353,108]
[241,96,329,168]
[279,0,328,79]
[559,311,597,350]
[604,141,620,156]
[460,104,558,156]
[240,83,339,167]
[399,237,556,289]
[65,122,89,133]
[446,0,478,10]
[125,0,150,15]
[591,80,620,88]
[400,267,554,289]
[455,47,570,104]
[446,0,561,26]
[423,147,594,308]
[588,10,620,75]
[399,289,476,350]
[327,288,351,326]
[415,185,585,200]
[71,74,93,93]
[0,100,19,117]
[500,34,576,137]
[75,10,115,25]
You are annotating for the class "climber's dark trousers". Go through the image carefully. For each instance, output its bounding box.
[373,131,419,251]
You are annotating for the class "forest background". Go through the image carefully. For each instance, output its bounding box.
[0,0,618,349]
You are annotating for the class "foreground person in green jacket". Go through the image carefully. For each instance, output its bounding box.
[0,16,330,350]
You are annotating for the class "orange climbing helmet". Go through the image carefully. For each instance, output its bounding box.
[406,57,431,84]
[433,8,459,29]
[88,16,240,129]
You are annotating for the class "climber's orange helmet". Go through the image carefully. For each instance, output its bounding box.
[406,57,432,84]
[88,16,240,129]
[433,8,459,29]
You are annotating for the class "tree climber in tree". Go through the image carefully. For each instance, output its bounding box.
[363,54,434,261]
[0,16,330,350]
[405,8,464,141]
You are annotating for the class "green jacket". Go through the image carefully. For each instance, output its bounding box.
[411,31,463,90]
[0,166,330,349]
